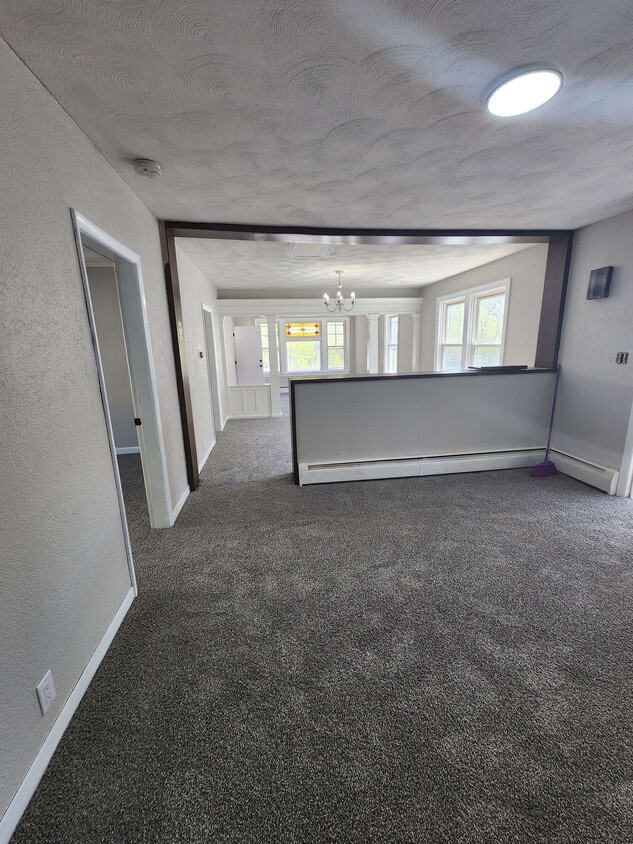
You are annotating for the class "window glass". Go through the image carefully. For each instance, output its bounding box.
[475,293,505,344]
[445,301,464,343]
[286,340,321,372]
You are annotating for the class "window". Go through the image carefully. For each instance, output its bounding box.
[327,321,345,370]
[436,281,509,371]
[386,315,399,373]
[259,322,279,374]
[285,322,322,372]
[276,318,349,374]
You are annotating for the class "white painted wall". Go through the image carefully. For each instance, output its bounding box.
[0,37,186,827]
[552,208,633,471]
[175,243,220,468]
[418,245,548,371]
[86,265,138,450]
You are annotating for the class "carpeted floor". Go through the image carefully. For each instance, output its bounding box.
[12,402,633,843]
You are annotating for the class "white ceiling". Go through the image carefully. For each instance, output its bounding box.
[2,1,633,228]
[177,238,536,293]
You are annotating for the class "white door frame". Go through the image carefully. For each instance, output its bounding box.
[72,210,173,554]
[617,397,633,497]
[202,304,226,431]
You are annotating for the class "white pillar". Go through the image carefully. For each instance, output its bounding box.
[266,316,282,417]
[367,314,379,374]
[411,313,421,373]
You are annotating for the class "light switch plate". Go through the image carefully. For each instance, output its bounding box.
[36,670,57,715]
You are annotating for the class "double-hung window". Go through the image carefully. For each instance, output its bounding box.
[285,322,321,373]
[326,320,345,370]
[436,281,509,371]
[386,315,399,373]
[259,322,280,374]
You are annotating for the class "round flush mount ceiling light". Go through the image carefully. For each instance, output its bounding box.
[486,68,563,117]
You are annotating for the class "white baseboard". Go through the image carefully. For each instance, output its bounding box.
[115,446,140,455]
[0,588,135,844]
[549,450,619,495]
[169,485,190,526]
[299,449,546,486]
[197,439,215,473]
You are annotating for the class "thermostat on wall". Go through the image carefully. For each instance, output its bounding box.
[587,266,613,299]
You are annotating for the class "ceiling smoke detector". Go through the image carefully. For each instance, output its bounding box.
[133,158,161,178]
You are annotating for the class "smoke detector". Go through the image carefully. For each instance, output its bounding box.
[133,159,161,178]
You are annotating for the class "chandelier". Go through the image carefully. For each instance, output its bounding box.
[323,270,355,312]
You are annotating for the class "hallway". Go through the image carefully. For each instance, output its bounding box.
[13,410,633,843]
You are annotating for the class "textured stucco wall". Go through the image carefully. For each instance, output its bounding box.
[0,37,186,820]
[86,265,138,450]
[175,243,219,465]
[552,209,633,470]
[419,245,548,371]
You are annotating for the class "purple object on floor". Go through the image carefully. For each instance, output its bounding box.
[531,364,561,478]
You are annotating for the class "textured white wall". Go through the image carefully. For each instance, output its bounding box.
[0,37,186,821]
[87,265,138,450]
[175,243,219,465]
[419,245,548,372]
[552,209,633,470]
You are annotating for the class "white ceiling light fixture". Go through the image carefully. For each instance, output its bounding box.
[323,270,355,312]
[486,68,563,117]
[133,158,162,178]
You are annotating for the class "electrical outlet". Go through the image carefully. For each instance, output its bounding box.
[36,670,57,715]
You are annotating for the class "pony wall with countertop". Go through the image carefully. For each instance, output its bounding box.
[289,369,618,494]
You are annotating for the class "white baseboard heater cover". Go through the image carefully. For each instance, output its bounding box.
[299,449,546,485]
[549,450,619,495]
[299,448,620,495]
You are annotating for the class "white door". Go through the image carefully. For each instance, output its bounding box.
[234,326,265,385]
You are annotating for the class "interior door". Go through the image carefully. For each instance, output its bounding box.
[234,326,265,385]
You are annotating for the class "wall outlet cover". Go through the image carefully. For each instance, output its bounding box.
[36,669,57,715]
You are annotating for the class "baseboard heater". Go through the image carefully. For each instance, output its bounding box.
[298,448,546,486]
[549,450,619,495]
[298,448,620,494]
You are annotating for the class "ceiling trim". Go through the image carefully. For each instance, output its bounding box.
[216,297,423,317]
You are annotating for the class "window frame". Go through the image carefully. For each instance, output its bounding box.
[385,314,399,373]
[435,279,511,372]
[277,316,350,376]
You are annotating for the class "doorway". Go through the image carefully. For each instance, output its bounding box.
[72,210,172,565]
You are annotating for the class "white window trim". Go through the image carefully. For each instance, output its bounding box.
[435,279,511,372]
[277,316,351,376]
[385,314,399,373]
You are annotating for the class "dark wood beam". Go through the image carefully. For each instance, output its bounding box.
[164,229,200,491]
[535,233,575,369]
[163,221,572,246]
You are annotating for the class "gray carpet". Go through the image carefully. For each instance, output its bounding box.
[12,403,633,843]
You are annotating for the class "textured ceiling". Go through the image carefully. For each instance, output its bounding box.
[177,238,535,293]
[2,1,633,228]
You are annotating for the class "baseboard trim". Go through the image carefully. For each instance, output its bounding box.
[115,446,140,455]
[197,440,215,473]
[549,450,619,495]
[299,449,546,486]
[169,485,190,525]
[0,588,135,844]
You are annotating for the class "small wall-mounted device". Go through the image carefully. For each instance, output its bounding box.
[587,266,613,299]
[36,669,57,715]
[616,351,629,365]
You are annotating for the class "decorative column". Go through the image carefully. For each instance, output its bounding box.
[411,312,421,373]
[367,314,380,374]
[266,316,282,417]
